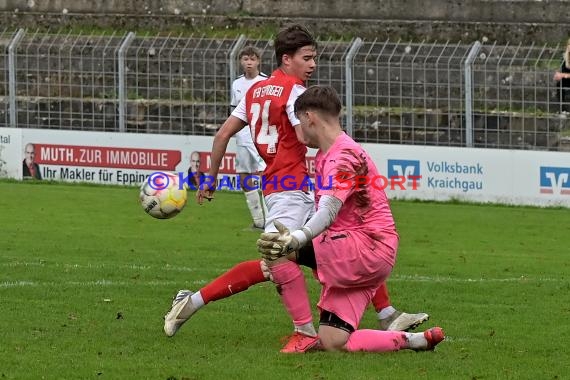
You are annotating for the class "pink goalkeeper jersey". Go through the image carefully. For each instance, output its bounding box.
[315,133,399,257]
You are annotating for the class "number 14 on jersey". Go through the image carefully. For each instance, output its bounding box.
[249,100,278,154]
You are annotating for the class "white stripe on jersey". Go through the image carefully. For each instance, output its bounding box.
[287,84,306,128]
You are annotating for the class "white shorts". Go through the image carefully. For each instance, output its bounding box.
[235,144,266,174]
[264,190,315,232]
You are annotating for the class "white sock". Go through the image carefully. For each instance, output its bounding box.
[260,192,268,219]
[294,322,317,337]
[404,332,428,349]
[191,291,205,309]
[244,190,264,227]
[378,305,396,320]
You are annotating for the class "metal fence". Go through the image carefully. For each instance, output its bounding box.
[1,29,569,151]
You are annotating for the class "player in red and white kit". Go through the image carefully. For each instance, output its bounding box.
[257,85,445,352]
[164,24,428,353]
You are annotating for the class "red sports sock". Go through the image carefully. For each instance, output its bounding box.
[345,330,408,352]
[270,261,313,326]
[201,260,267,304]
[371,282,391,312]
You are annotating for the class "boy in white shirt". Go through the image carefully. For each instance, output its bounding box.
[231,46,268,229]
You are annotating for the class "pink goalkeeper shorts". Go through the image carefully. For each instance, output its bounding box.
[314,230,397,329]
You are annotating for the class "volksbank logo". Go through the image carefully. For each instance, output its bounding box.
[387,159,421,187]
[540,167,570,195]
[388,159,484,193]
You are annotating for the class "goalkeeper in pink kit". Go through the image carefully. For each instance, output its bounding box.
[164,24,429,354]
[257,85,445,352]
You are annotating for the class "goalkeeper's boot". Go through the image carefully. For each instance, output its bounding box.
[423,327,445,350]
[280,332,320,353]
[164,290,197,337]
[380,310,429,331]
[408,326,445,351]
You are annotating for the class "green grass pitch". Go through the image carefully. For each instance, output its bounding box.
[0,180,569,379]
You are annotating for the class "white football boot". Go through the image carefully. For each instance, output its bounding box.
[380,310,430,331]
[164,290,198,337]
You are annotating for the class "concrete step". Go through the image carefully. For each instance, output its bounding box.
[352,108,570,133]
[4,96,569,149]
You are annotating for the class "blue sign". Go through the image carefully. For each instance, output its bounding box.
[540,166,570,195]
[387,159,421,187]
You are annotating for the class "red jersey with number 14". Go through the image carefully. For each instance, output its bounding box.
[232,69,308,196]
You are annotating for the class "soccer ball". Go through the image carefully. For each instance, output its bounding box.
[139,172,188,219]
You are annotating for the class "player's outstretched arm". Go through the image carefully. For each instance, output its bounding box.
[196,115,246,205]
